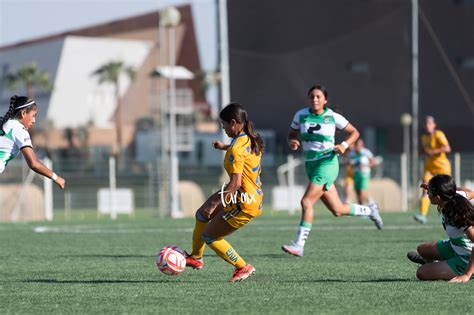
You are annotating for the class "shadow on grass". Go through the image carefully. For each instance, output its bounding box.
[58,254,152,258]
[21,278,213,284]
[245,253,297,259]
[22,277,414,284]
[276,278,414,283]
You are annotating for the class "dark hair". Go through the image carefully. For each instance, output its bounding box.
[428,174,474,228]
[0,95,37,135]
[219,103,264,155]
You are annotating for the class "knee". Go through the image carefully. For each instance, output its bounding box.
[195,209,210,222]
[416,266,428,280]
[300,198,314,210]
[416,244,428,256]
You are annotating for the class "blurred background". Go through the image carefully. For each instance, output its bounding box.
[0,0,473,221]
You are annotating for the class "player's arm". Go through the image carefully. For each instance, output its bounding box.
[425,144,451,156]
[288,128,301,151]
[212,140,230,150]
[334,123,359,155]
[456,187,474,200]
[20,147,66,189]
[449,226,474,283]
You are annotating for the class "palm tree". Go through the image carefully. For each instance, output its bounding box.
[5,62,52,99]
[91,61,135,158]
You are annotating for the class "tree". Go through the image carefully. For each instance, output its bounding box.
[91,61,135,158]
[5,62,52,99]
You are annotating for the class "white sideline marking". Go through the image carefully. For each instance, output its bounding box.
[33,224,438,234]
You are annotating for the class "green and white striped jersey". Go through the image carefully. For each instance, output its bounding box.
[441,190,473,262]
[291,107,349,161]
[349,148,374,176]
[0,119,32,173]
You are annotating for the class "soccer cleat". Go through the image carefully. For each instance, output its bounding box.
[229,264,256,282]
[282,242,304,257]
[413,214,427,224]
[368,202,383,230]
[407,251,426,265]
[184,252,204,270]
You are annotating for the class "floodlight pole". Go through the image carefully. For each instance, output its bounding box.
[411,0,419,204]
[160,7,181,218]
[218,0,230,108]
[218,0,232,145]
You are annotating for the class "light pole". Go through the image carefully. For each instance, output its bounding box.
[400,113,412,212]
[160,7,181,218]
[411,0,419,206]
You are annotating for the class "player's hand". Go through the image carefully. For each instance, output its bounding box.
[288,139,300,151]
[54,176,66,190]
[449,274,471,283]
[333,144,346,155]
[212,140,226,150]
[424,148,435,156]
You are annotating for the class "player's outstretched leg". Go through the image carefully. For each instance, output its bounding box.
[368,202,383,230]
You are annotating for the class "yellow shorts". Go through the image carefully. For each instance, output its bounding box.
[345,176,354,186]
[222,205,261,229]
[422,166,451,183]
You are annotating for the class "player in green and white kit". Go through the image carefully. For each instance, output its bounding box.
[0,95,65,188]
[407,174,474,282]
[349,138,377,205]
[282,85,383,257]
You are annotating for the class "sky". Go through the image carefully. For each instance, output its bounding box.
[0,0,218,70]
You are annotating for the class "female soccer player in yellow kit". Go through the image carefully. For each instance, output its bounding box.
[185,103,264,282]
[414,116,451,224]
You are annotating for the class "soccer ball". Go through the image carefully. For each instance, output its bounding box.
[156,245,186,275]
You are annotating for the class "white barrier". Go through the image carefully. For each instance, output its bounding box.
[271,185,305,214]
[97,188,134,218]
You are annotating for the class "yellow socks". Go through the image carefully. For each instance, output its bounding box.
[191,219,207,258]
[208,238,246,269]
[420,196,430,216]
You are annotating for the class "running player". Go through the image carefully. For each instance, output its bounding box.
[0,95,65,188]
[185,103,263,282]
[282,85,383,257]
[348,138,378,205]
[407,175,474,282]
[414,116,451,224]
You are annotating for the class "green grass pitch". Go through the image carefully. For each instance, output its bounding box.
[1,209,473,314]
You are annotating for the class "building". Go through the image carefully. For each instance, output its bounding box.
[0,5,209,154]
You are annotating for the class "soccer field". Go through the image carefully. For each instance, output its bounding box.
[1,210,472,314]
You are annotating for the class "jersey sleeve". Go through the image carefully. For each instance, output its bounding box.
[435,131,449,146]
[227,141,246,174]
[365,148,374,159]
[13,126,32,149]
[456,190,468,199]
[290,110,301,130]
[334,112,349,130]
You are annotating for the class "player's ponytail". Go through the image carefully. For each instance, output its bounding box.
[219,102,264,155]
[429,174,474,228]
[243,118,264,156]
[0,95,37,135]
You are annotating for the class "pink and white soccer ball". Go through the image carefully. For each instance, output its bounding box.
[156,245,186,275]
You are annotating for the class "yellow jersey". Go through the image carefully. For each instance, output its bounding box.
[421,130,451,177]
[223,134,263,216]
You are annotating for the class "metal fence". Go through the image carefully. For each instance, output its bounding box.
[1,151,473,221]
